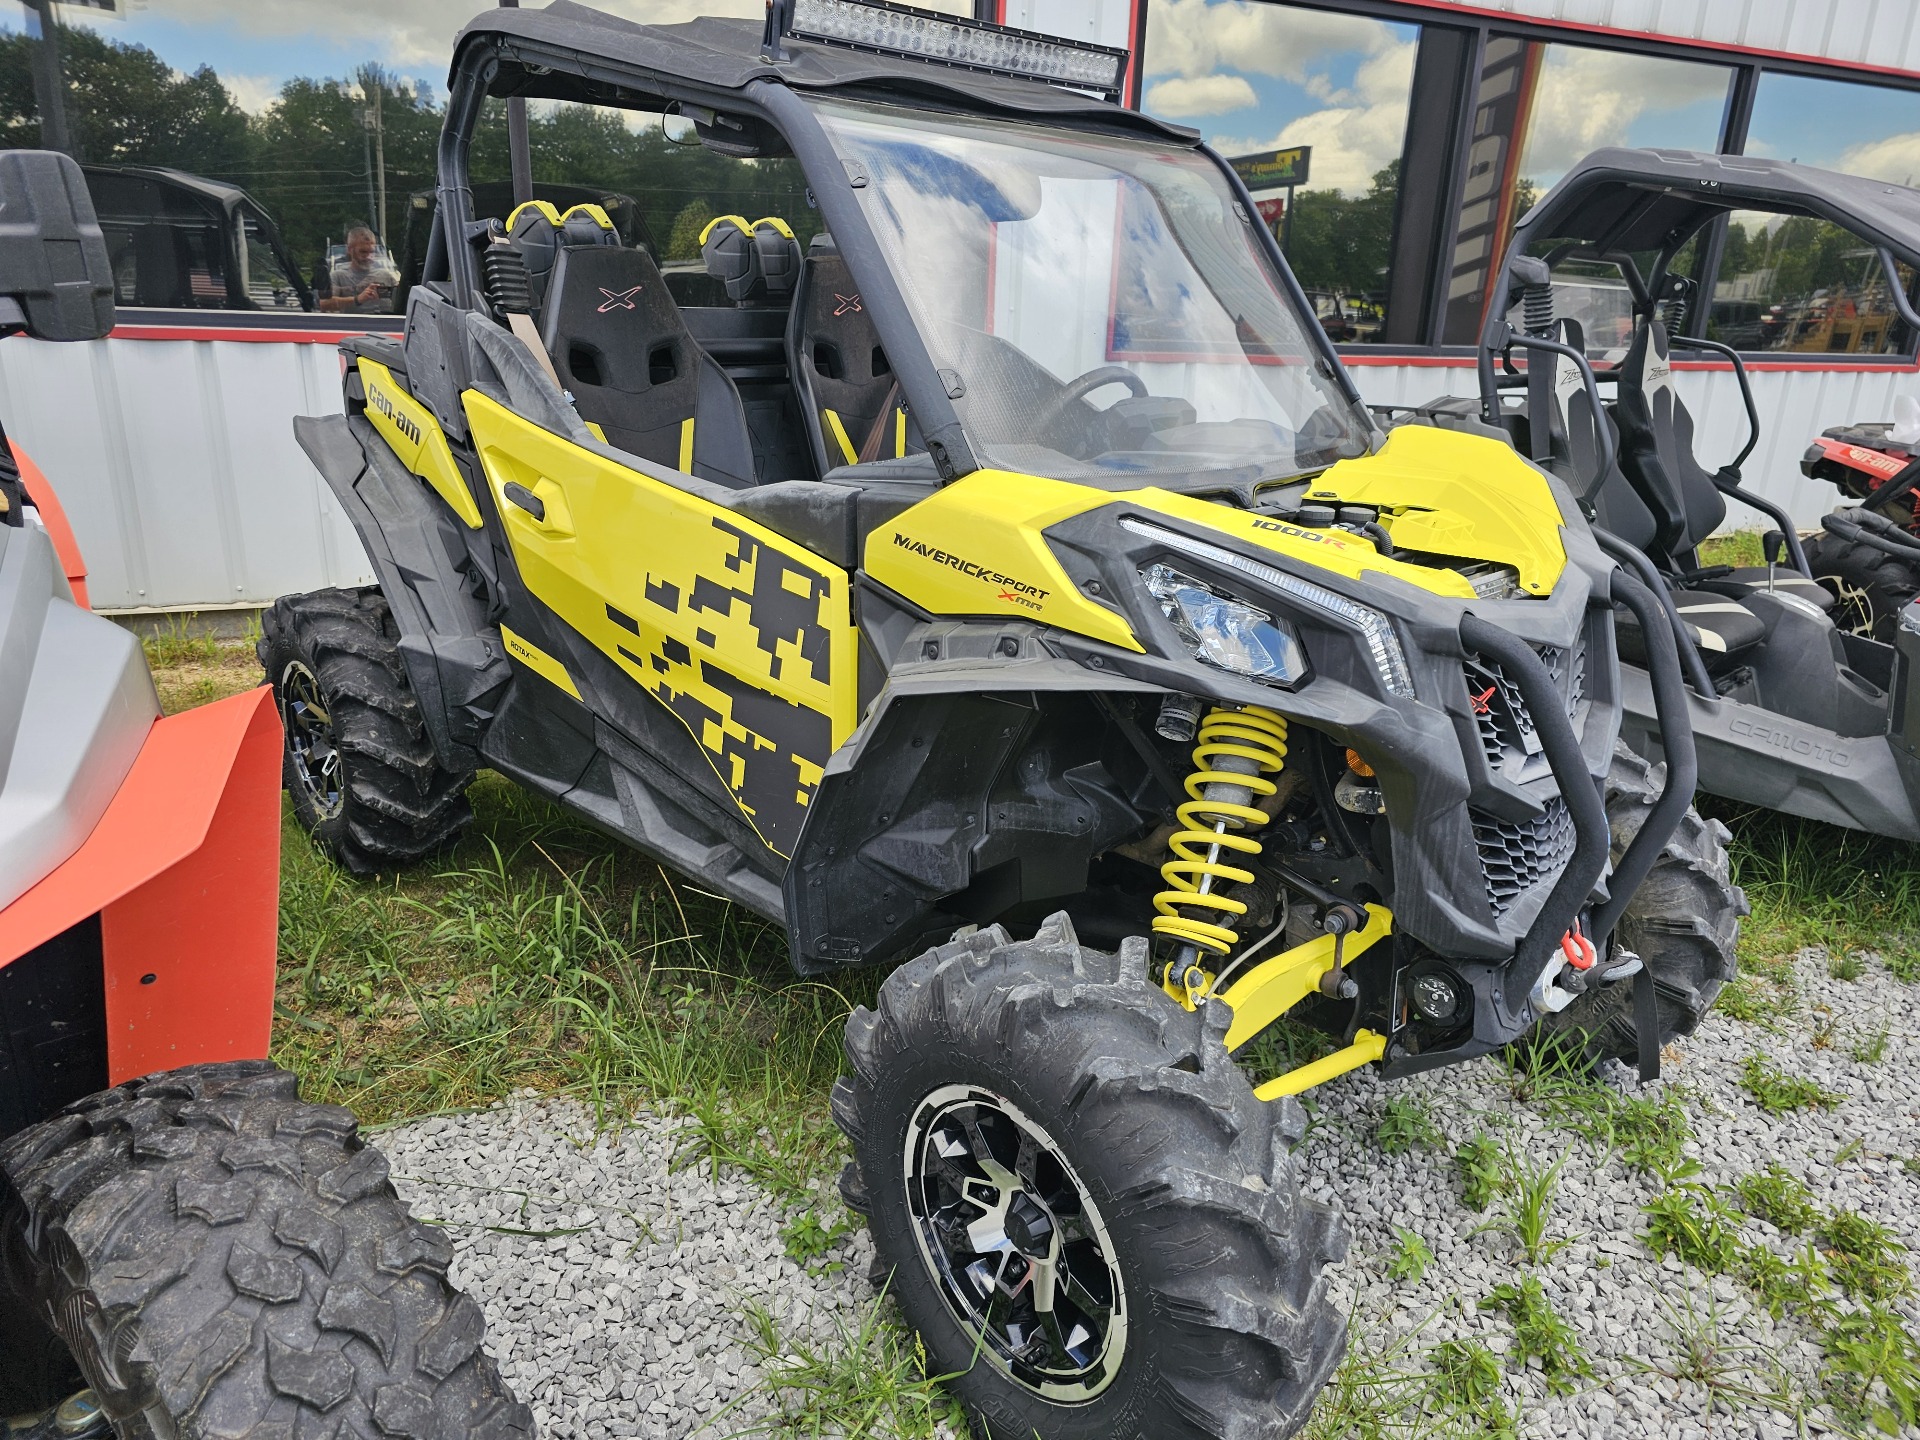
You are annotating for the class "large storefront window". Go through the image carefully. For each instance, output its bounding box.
[1142,0,1418,342]
[1440,38,1733,345]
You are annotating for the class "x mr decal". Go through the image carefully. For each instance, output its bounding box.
[833,292,862,316]
[598,286,644,313]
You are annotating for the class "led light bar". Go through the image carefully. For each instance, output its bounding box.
[769,0,1128,99]
[1123,518,1417,698]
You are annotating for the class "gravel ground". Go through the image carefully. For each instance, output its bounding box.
[379,945,1920,1439]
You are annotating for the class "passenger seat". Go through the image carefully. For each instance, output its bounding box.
[787,233,912,474]
[535,227,758,488]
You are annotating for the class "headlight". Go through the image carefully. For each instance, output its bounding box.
[1122,518,1416,698]
[1143,564,1307,686]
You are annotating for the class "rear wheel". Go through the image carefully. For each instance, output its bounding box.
[1807,528,1920,639]
[1527,742,1745,1067]
[0,1061,530,1440]
[834,914,1347,1440]
[260,587,472,874]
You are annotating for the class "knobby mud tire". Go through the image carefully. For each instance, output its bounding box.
[260,587,473,874]
[0,1060,531,1440]
[834,913,1347,1440]
[1807,528,1920,640]
[1527,742,1745,1068]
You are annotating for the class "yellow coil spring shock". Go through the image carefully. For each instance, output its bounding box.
[1153,705,1289,1003]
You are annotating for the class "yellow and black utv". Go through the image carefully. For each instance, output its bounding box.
[266,2,1741,1433]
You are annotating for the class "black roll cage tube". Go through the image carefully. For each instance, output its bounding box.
[430,35,1366,481]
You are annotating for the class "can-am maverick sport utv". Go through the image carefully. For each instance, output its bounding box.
[1452,147,1920,842]
[269,6,1739,1434]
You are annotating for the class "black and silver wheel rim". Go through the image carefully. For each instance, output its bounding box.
[280,660,344,820]
[903,1085,1127,1403]
[1825,576,1876,637]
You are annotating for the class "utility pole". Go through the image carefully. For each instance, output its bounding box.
[372,78,387,246]
[23,0,74,159]
[500,0,533,204]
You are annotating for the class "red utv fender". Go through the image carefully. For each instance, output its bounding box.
[0,685,281,1081]
[16,446,88,609]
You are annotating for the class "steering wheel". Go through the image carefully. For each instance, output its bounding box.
[1032,365,1150,439]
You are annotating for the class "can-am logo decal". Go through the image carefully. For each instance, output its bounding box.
[368,381,422,448]
[598,286,644,313]
[891,532,1050,610]
[834,292,862,316]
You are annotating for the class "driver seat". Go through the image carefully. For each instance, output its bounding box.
[787,234,913,475]
[1614,311,1832,612]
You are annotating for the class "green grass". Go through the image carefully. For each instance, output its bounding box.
[1453,1133,1503,1213]
[272,775,878,1200]
[1733,1164,1819,1235]
[1698,531,1769,569]
[1478,1144,1571,1265]
[1302,1324,1516,1440]
[1644,1183,1746,1275]
[1739,1055,1845,1115]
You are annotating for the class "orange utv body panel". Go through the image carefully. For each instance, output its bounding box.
[0,686,282,1082]
[18,447,88,609]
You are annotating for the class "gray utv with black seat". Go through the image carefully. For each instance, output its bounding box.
[1440,147,1920,841]
[266,6,1742,1435]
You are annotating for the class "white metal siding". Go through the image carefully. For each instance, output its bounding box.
[0,336,373,612]
[1402,0,1920,74]
[1349,361,1920,530]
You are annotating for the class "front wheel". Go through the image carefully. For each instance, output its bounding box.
[1526,742,1746,1067]
[833,914,1347,1440]
[1806,526,1920,640]
[0,1062,530,1440]
[259,587,473,874]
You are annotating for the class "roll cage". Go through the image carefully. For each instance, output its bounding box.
[423,2,1368,483]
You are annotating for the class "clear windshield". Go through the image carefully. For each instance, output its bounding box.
[811,100,1370,487]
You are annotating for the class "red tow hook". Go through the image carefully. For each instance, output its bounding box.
[1560,924,1597,971]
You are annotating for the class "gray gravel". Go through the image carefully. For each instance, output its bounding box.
[380,945,1920,1438]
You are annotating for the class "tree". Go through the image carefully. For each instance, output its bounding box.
[1282,160,1398,300]
[0,24,247,174]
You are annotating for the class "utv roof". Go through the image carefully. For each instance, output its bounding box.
[1516,147,1920,264]
[451,1,1194,141]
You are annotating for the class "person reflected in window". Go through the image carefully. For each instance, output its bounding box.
[319,226,396,313]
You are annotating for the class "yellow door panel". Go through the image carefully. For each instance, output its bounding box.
[358,358,483,529]
[464,392,857,858]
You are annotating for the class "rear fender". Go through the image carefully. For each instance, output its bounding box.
[295,412,509,771]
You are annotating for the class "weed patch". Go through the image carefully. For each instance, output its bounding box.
[1487,1277,1591,1395]
[1385,1227,1433,1283]
[1643,1184,1744,1275]
[730,1295,969,1437]
[1376,1095,1442,1156]
[1740,1055,1844,1114]
[1454,1133,1502,1213]
[1733,1164,1819,1234]
[1478,1144,1570,1265]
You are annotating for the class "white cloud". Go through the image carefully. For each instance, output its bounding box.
[1146,0,1400,83]
[1837,131,1920,187]
[1513,46,1729,188]
[69,0,764,75]
[1208,38,1415,197]
[216,72,283,114]
[1144,73,1256,119]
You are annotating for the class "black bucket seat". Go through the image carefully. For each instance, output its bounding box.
[787,234,912,474]
[539,241,758,488]
[1614,310,1832,614]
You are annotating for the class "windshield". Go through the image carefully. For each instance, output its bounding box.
[811,100,1369,487]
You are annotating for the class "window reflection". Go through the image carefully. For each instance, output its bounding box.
[1442,37,1731,344]
[1709,210,1914,356]
[1141,1,1417,343]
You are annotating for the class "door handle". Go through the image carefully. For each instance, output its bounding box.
[503,481,546,522]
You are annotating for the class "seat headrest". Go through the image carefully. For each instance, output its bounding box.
[700,215,801,306]
[508,201,620,311]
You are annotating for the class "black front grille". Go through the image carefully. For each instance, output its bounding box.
[1465,640,1587,780]
[1472,799,1577,917]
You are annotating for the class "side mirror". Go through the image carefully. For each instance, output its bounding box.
[0,150,114,342]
